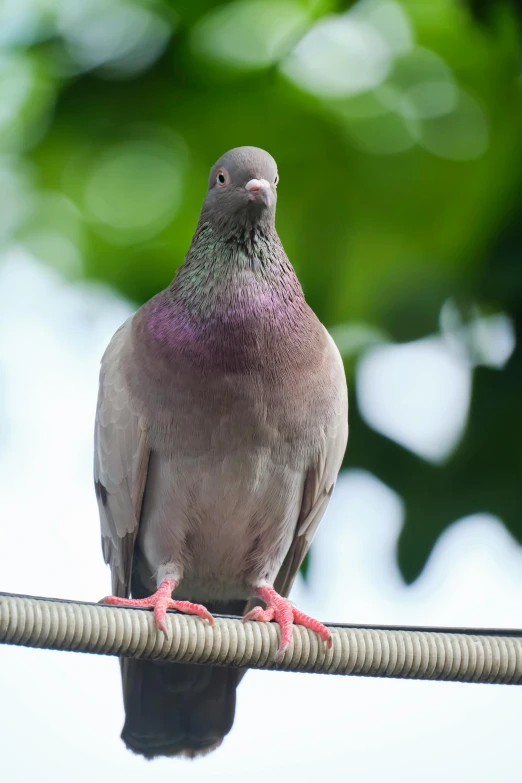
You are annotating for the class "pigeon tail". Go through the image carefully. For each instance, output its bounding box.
[120,657,239,759]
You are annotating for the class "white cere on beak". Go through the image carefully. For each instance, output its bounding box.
[245,178,271,192]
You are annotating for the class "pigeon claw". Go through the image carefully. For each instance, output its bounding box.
[101,578,214,635]
[166,600,215,628]
[243,585,332,662]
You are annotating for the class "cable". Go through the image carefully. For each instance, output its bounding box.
[1,592,521,684]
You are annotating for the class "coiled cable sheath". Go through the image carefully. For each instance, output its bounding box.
[1,593,522,684]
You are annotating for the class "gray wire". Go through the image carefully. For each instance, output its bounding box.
[1,593,521,683]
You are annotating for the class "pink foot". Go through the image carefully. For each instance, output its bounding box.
[243,585,332,661]
[101,578,214,635]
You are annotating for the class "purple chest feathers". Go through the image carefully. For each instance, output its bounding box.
[143,283,312,374]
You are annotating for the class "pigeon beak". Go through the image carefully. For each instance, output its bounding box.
[245,178,271,206]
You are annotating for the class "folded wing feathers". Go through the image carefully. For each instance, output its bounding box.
[94,318,150,597]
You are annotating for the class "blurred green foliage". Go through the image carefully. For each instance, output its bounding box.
[1,0,521,581]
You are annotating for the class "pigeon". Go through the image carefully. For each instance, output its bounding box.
[94,146,348,759]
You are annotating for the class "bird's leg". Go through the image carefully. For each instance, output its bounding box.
[243,584,332,661]
[101,578,214,635]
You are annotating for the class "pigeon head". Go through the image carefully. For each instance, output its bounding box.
[201,146,278,228]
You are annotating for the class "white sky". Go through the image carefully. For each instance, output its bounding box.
[1,252,521,782]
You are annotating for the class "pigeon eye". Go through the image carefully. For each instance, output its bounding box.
[216,171,227,186]
[274,173,279,186]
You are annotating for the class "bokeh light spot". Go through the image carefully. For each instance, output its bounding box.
[419,91,489,161]
[0,52,34,128]
[0,163,33,241]
[57,0,171,76]
[439,300,516,370]
[357,337,472,462]
[399,80,459,119]
[84,139,185,244]
[353,0,413,55]
[282,11,392,98]
[24,233,83,279]
[0,0,39,48]
[191,0,309,70]
[390,46,455,91]
[347,111,416,155]
[329,91,389,121]
[20,191,85,277]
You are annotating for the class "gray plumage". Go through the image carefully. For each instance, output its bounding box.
[94,146,348,758]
